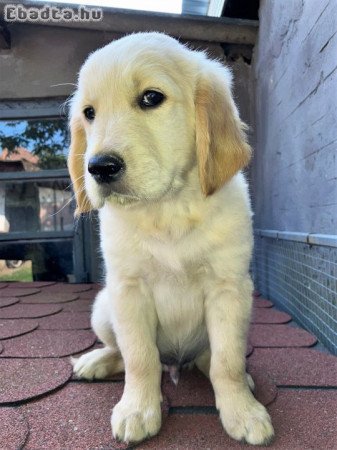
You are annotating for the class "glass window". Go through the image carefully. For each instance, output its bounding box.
[0,259,33,282]
[0,178,75,282]
[0,118,68,171]
[0,115,78,282]
[0,241,73,282]
[0,180,74,234]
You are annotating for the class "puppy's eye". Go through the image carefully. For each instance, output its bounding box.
[83,106,95,121]
[139,90,165,109]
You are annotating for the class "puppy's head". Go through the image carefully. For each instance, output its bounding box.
[68,32,251,214]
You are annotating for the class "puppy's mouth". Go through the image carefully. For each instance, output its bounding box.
[95,178,177,208]
[97,183,141,206]
[107,192,141,206]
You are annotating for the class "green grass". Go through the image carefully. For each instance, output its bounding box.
[0,264,33,282]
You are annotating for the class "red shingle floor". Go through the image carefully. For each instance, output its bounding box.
[0,282,336,450]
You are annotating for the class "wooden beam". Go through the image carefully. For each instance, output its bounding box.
[0,2,258,45]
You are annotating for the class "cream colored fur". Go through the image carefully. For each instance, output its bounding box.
[69,32,274,446]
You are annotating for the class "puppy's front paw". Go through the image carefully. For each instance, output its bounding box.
[111,396,161,443]
[219,394,274,446]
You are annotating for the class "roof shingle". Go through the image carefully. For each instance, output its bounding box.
[0,282,336,449]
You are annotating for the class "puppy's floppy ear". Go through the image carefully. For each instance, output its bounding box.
[195,61,252,196]
[68,115,92,216]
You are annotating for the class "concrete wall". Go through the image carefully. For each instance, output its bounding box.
[0,24,250,101]
[0,24,121,100]
[251,0,337,234]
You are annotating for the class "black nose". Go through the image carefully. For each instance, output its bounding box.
[88,154,125,184]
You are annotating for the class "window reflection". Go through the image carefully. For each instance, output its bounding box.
[0,242,73,282]
[0,180,74,282]
[0,116,76,282]
[0,118,68,171]
[0,180,73,233]
[0,259,33,282]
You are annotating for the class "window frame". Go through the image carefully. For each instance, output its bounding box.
[0,99,93,282]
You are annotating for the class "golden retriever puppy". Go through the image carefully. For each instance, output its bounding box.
[69,32,274,446]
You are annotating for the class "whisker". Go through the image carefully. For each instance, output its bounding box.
[51,82,77,88]
[64,174,85,191]
[50,178,89,218]
[60,94,76,116]
[48,192,76,217]
[68,173,85,185]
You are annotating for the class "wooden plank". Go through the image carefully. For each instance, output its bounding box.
[1,2,258,45]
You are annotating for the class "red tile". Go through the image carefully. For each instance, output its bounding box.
[6,281,56,288]
[1,330,96,357]
[162,367,276,408]
[252,308,292,324]
[249,324,317,348]
[162,369,214,408]
[70,284,96,293]
[78,291,98,300]
[38,312,91,330]
[0,288,41,297]
[41,284,93,294]
[0,297,19,308]
[59,299,94,312]
[0,319,38,339]
[138,414,242,449]
[0,359,72,403]
[0,407,29,449]
[267,390,337,449]
[248,348,337,386]
[0,304,62,319]
[22,382,169,450]
[19,292,79,304]
[253,298,273,308]
[247,367,278,407]
[140,390,337,450]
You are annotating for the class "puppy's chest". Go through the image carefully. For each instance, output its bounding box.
[145,241,208,366]
[144,232,202,274]
[154,273,208,363]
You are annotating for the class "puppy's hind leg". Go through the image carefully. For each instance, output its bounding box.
[72,347,124,380]
[72,288,124,380]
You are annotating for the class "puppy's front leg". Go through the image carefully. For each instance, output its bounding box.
[110,280,162,444]
[205,276,274,446]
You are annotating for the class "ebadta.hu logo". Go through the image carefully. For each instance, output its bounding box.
[4,3,103,22]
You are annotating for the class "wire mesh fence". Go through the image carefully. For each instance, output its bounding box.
[253,233,337,355]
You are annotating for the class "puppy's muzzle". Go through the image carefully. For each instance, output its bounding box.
[88,153,125,184]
